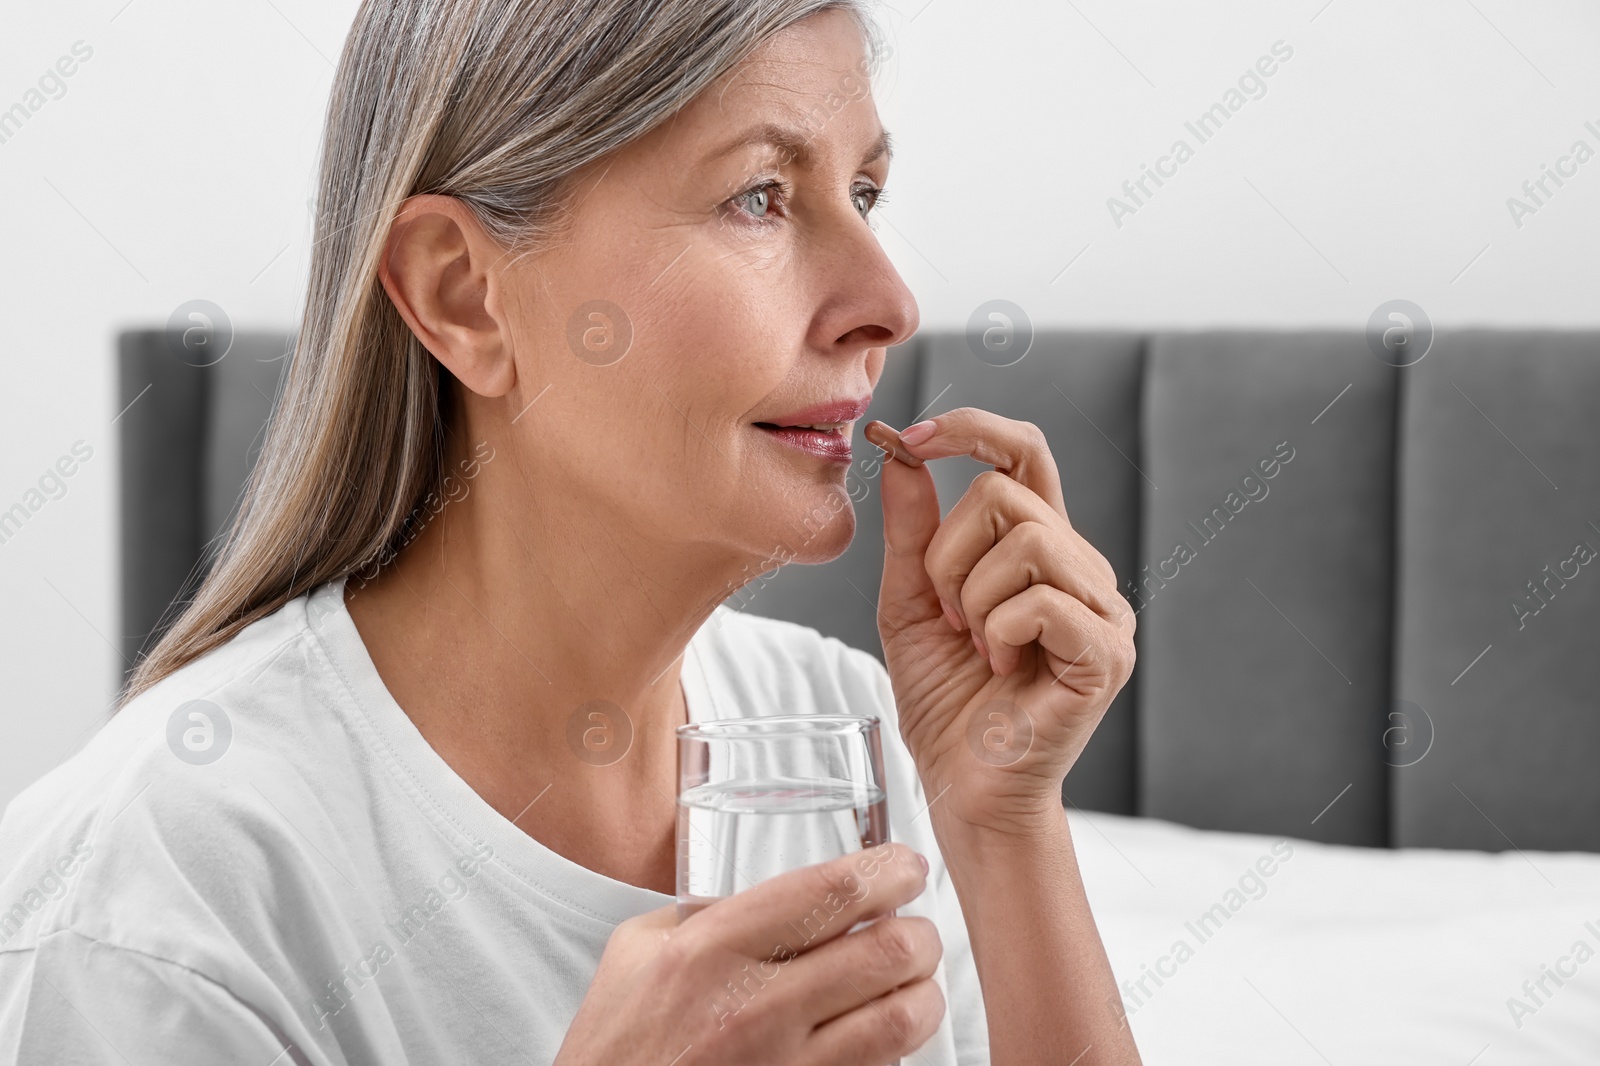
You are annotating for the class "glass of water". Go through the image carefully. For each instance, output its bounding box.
[676,714,891,919]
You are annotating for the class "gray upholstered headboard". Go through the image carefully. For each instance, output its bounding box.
[119,329,1600,853]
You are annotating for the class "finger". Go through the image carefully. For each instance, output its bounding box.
[897,408,1067,518]
[680,843,927,962]
[982,584,1134,697]
[923,477,1125,628]
[804,976,946,1066]
[869,422,946,631]
[950,519,1130,648]
[772,915,942,1026]
[609,904,679,958]
[586,905,679,998]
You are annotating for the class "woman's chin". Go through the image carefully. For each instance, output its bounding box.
[761,484,858,564]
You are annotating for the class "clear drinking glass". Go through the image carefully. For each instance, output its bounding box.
[677,714,902,1063]
[676,714,891,918]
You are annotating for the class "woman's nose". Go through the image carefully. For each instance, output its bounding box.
[816,217,921,354]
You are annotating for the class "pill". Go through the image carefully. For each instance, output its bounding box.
[863,420,925,468]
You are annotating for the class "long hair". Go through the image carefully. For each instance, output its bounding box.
[121,0,883,704]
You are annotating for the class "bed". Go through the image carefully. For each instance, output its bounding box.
[1073,810,1600,1064]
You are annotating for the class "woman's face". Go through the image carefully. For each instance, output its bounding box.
[496,8,918,574]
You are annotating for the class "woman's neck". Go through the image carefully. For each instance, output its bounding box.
[343,434,748,892]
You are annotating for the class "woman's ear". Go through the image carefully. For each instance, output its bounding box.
[378,194,517,399]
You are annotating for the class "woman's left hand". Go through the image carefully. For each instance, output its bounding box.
[868,407,1137,838]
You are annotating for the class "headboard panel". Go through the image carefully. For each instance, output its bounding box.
[1393,331,1600,852]
[1138,333,1398,845]
[915,332,1146,817]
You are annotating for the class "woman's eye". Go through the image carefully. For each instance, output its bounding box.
[735,181,780,220]
[853,184,888,220]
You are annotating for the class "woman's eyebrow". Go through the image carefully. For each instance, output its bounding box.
[704,121,894,169]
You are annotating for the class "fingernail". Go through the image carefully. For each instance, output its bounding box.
[917,852,929,875]
[972,633,987,660]
[899,419,937,445]
[939,597,964,632]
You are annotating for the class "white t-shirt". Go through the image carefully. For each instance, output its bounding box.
[0,577,990,1064]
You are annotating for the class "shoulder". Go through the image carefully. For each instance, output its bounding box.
[0,589,355,959]
[0,928,298,1062]
[693,604,896,724]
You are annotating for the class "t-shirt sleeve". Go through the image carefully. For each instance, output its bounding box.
[0,930,317,1066]
[865,650,992,1066]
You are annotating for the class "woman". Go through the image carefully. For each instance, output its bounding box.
[0,1,1140,1062]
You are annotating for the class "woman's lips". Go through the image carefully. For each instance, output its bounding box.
[754,422,853,462]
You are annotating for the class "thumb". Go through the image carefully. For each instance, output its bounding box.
[870,422,943,627]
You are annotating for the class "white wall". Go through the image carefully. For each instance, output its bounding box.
[872,0,1600,328]
[3,0,1598,808]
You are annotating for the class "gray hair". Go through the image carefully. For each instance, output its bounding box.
[123,0,884,703]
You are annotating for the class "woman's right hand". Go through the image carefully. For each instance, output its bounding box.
[553,842,946,1066]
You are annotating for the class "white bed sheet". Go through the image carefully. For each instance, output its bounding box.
[1066,810,1600,1065]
